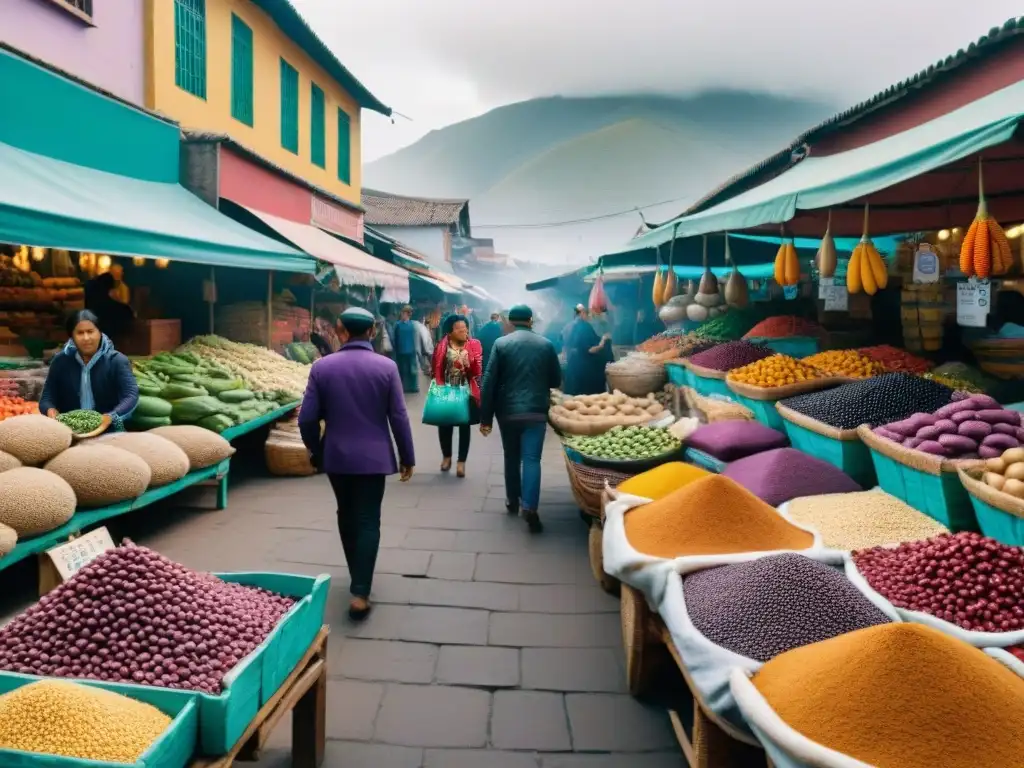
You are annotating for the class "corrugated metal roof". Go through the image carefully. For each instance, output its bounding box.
[250,0,390,116]
[362,188,469,227]
[678,16,1024,220]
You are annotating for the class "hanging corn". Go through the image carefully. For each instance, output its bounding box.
[960,159,1012,279]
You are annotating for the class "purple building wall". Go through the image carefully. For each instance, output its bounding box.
[0,0,144,104]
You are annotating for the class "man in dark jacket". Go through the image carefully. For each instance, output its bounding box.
[299,307,416,620]
[479,304,561,532]
[476,312,504,372]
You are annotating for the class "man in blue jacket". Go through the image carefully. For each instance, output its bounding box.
[476,312,504,372]
[299,307,416,620]
[393,305,419,393]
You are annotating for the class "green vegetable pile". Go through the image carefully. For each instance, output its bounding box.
[130,346,300,434]
[57,410,103,434]
[693,307,761,341]
[565,426,681,461]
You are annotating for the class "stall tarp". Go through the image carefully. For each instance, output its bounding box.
[0,141,314,272]
[235,204,410,299]
[613,79,1024,254]
[413,272,461,296]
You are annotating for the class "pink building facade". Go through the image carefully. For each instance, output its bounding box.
[0,0,145,104]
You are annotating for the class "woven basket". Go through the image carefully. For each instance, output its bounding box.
[265,433,315,476]
[959,468,1024,546]
[565,456,631,518]
[605,366,668,397]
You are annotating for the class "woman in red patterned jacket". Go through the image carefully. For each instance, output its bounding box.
[431,314,483,478]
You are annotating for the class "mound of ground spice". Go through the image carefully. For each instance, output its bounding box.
[616,461,709,500]
[751,623,1024,768]
[623,475,814,559]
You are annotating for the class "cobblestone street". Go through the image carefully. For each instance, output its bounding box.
[124,393,680,767]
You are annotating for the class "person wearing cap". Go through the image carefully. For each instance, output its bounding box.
[299,307,416,620]
[563,304,609,396]
[479,304,561,532]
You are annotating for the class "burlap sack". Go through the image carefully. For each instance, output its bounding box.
[958,467,1024,520]
[776,404,859,442]
[857,425,986,477]
[726,377,846,403]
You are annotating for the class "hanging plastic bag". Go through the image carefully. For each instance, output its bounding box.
[422,380,470,426]
[588,271,608,315]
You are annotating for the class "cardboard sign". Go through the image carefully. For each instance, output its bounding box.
[913,243,941,284]
[957,279,991,328]
[45,527,115,581]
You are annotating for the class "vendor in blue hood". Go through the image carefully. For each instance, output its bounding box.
[39,310,139,430]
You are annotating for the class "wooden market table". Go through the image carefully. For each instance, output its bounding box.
[191,626,328,768]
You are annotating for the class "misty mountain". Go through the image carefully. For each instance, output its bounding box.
[365,92,837,265]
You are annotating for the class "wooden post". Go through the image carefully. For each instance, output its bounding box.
[209,267,216,335]
[267,271,274,349]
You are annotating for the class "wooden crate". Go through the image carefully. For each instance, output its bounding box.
[116,319,181,356]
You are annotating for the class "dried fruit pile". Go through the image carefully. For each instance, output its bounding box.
[727,354,825,388]
[687,340,773,372]
[858,344,933,374]
[0,541,294,693]
[803,349,886,379]
[779,373,955,430]
[853,532,1024,633]
[786,490,949,550]
[683,553,891,662]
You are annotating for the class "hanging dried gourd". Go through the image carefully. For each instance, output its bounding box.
[960,160,1012,279]
[723,234,749,308]
[652,245,665,308]
[847,204,888,295]
[661,225,679,304]
[773,227,800,286]
[816,211,838,278]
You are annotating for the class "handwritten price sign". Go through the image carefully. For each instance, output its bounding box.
[46,527,115,581]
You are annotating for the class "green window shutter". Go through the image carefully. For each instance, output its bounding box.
[337,108,351,184]
[173,0,206,99]
[310,84,325,168]
[230,14,253,126]
[279,58,299,154]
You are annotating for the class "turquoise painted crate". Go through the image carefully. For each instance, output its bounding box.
[665,364,688,387]
[683,447,725,473]
[745,336,819,359]
[216,573,331,706]
[866,449,977,531]
[780,418,876,487]
[690,371,734,400]
[959,470,1024,546]
[733,394,784,429]
[0,673,198,768]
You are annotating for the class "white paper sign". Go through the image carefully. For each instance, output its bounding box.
[818,277,833,299]
[957,279,991,328]
[824,283,849,312]
[46,527,115,581]
[913,243,941,283]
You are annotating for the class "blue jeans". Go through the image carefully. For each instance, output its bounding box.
[499,420,546,512]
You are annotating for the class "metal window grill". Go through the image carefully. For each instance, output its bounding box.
[310,84,325,168]
[62,0,93,16]
[230,14,253,126]
[280,58,299,153]
[174,0,206,99]
[337,108,351,184]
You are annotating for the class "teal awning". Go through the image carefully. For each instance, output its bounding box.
[614,79,1024,254]
[0,141,314,273]
[412,272,461,296]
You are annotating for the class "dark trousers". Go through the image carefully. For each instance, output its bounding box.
[327,474,386,598]
[438,424,470,462]
[397,354,419,393]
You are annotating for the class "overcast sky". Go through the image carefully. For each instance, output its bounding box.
[292,1,1022,163]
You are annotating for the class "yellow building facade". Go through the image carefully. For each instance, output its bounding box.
[144,0,389,207]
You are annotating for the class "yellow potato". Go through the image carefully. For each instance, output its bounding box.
[1004,462,1024,482]
[1002,478,1024,499]
[1001,447,1024,465]
[984,472,1007,492]
[986,457,1007,474]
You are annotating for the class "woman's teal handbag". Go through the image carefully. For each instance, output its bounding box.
[422,381,471,426]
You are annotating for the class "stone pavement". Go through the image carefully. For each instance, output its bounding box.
[127,392,682,767]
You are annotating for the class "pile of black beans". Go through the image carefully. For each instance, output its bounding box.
[779,372,955,430]
[682,553,891,662]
